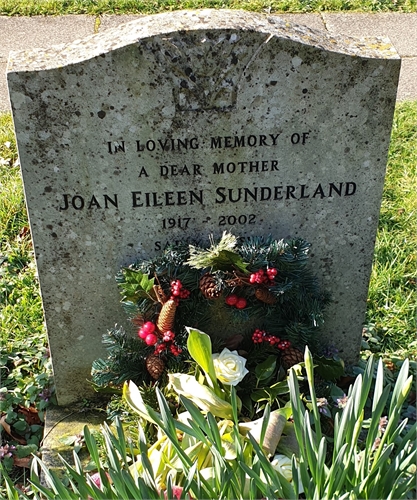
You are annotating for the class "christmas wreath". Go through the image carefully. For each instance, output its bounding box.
[92,232,331,394]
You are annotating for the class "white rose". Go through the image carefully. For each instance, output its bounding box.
[212,348,249,386]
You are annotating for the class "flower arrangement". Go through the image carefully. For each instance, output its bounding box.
[92,231,332,415]
[86,228,415,498]
[123,326,301,495]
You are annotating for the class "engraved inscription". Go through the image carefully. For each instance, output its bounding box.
[58,129,358,219]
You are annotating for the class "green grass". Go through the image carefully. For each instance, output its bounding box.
[0,116,44,346]
[1,115,54,490]
[366,101,417,354]
[0,0,415,16]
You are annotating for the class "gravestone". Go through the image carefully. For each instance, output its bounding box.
[7,10,400,405]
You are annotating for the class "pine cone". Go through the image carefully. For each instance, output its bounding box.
[281,347,305,369]
[200,273,222,299]
[157,299,177,333]
[255,287,277,304]
[146,354,165,380]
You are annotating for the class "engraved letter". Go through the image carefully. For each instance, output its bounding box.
[213,162,225,174]
[269,133,281,145]
[104,194,118,208]
[215,187,226,203]
[132,191,144,207]
[88,195,101,209]
[211,137,222,148]
[60,194,70,211]
[345,182,357,196]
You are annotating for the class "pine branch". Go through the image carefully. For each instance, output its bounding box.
[91,326,152,387]
[285,322,318,349]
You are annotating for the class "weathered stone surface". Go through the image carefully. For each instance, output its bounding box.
[7,10,400,404]
[41,405,104,481]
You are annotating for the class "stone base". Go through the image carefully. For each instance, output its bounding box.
[41,405,106,482]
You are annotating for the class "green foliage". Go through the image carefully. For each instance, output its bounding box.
[0,336,54,492]
[91,325,192,390]
[91,326,151,388]
[94,233,329,397]
[0,336,55,447]
[289,348,416,499]
[123,381,296,498]
[3,349,415,499]
[0,116,44,344]
[0,0,415,15]
[186,327,218,388]
[0,113,53,492]
[241,236,330,340]
[2,419,166,499]
[255,355,278,382]
[117,269,156,303]
[314,355,345,381]
[0,135,20,242]
[3,399,288,499]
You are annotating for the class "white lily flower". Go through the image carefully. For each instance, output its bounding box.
[271,453,293,481]
[169,373,233,419]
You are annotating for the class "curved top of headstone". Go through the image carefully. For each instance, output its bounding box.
[7,9,399,72]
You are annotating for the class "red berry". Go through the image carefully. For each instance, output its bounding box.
[235,297,247,309]
[169,343,182,356]
[277,341,290,350]
[138,328,147,339]
[142,321,156,334]
[171,280,182,291]
[163,330,175,342]
[145,333,158,346]
[225,294,239,306]
[154,342,167,354]
[252,329,274,343]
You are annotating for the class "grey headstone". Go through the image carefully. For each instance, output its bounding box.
[7,10,400,405]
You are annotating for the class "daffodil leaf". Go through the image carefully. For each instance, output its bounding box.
[186,327,218,387]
